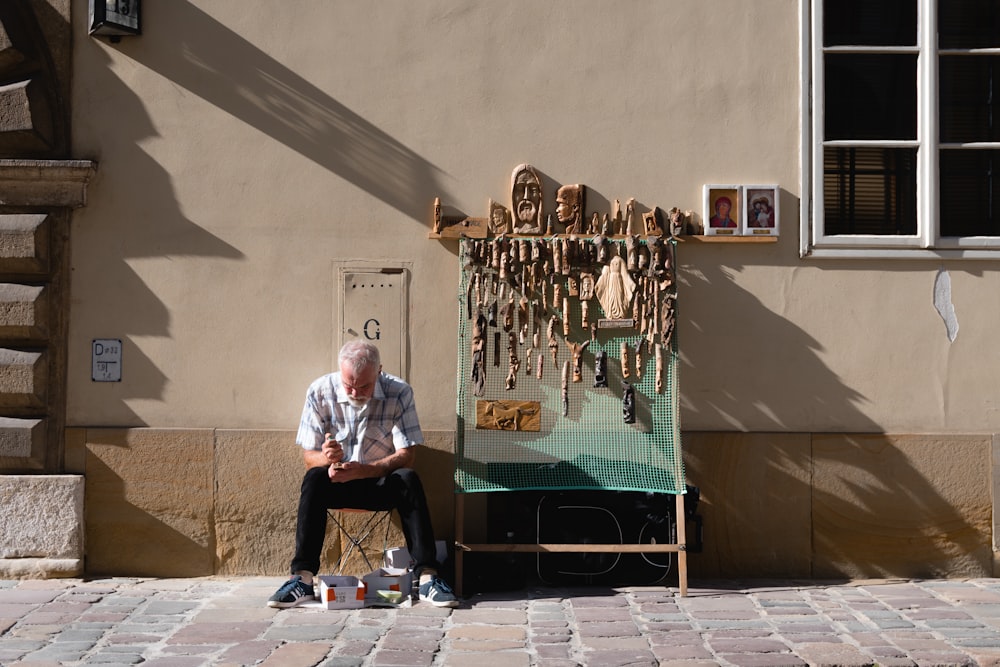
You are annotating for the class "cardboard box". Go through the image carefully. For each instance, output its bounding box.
[317,575,366,609]
[363,567,413,601]
[383,540,448,569]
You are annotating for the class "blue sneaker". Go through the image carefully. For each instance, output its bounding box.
[267,575,315,608]
[418,576,459,608]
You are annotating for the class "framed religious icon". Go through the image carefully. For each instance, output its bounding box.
[703,185,741,236]
[743,185,779,236]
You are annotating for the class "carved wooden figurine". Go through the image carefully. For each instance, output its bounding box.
[621,340,630,379]
[500,298,514,332]
[649,236,666,277]
[594,350,608,388]
[567,339,591,383]
[433,197,443,235]
[634,339,644,380]
[518,296,529,344]
[471,310,487,397]
[668,207,686,236]
[547,316,560,364]
[625,234,640,272]
[505,331,519,391]
[655,343,664,394]
[595,255,636,320]
[625,198,641,236]
[561,360,570,417]
[622,381,636,424]
[562,297,570,337]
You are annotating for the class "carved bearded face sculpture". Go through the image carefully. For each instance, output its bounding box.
[511,164,543,233]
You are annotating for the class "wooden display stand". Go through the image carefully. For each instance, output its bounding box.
[453,493,688,597]
[443,167,690,599]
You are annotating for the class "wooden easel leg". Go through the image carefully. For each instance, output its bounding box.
[675,493,688,597]
[455,494,465,597]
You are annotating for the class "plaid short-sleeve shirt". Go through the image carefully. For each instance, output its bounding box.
[295,370,424,463]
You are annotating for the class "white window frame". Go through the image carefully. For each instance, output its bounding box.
[800,0,1000,259]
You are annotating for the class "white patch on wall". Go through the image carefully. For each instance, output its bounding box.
[933,269,959,343]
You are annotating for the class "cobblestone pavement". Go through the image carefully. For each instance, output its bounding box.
[4,577,1000,666]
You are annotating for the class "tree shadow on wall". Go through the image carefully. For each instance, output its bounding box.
[128,0,450,224]
[677,247,991,581]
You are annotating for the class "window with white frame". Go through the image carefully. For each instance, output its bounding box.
[803,0,1000,258]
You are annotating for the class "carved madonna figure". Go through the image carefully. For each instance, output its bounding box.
[595,255,636,320]
[511,163,543,234]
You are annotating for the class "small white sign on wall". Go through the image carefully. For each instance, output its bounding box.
[92,339,122,382]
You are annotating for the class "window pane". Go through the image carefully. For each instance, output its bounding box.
[824,147,918,235]
[940,56,999,143]
[940,150,999,236]
[824,0,916,46]
[825,55,917,140]
[940,0,1000,49]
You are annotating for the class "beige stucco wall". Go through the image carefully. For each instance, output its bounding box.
[64,1,999,578]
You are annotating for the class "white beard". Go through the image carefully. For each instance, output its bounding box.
[347,397,369,410]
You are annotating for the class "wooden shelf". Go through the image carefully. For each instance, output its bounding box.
[678,235,778,243]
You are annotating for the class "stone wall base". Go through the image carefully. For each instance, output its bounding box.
[0,557,82,578]
[0,474,84,578]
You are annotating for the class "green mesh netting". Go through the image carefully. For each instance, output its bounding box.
[454,238,685,494]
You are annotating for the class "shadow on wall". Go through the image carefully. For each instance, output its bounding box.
[79,1,454,424]
[131,0,449,224]
[678,255,989,579]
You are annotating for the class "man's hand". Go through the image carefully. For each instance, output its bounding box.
[328,460,366,482]
[321,433,344,466]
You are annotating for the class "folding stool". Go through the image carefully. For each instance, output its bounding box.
[327,508,394,574]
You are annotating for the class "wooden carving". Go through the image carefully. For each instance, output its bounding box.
[655,343,664,394]
[643,206,663,236]
[429,197,488,239]
[489,198,512,236]
[567,339,591,383]
[589,211,601,234]
[561,360,570,417]
[621,340,630,379]
[547,316,559,364]
[594,350,608,388]
[471,310,487,397]
[625,198,641,236]
[622,381,636,424]
[625,234,640,272]
[595,255,636,321]
[476,400,541,432]
[511,163,543,234]
[505,331,519,390]
[556,184,584,234]
[500,298,514,332]
[668,207,686,236]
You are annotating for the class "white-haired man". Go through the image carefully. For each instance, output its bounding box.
[268,340,458,608]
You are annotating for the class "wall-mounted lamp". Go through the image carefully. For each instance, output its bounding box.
[89,0,140,42]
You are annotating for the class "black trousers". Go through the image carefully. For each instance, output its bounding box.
[290,466,440,577]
